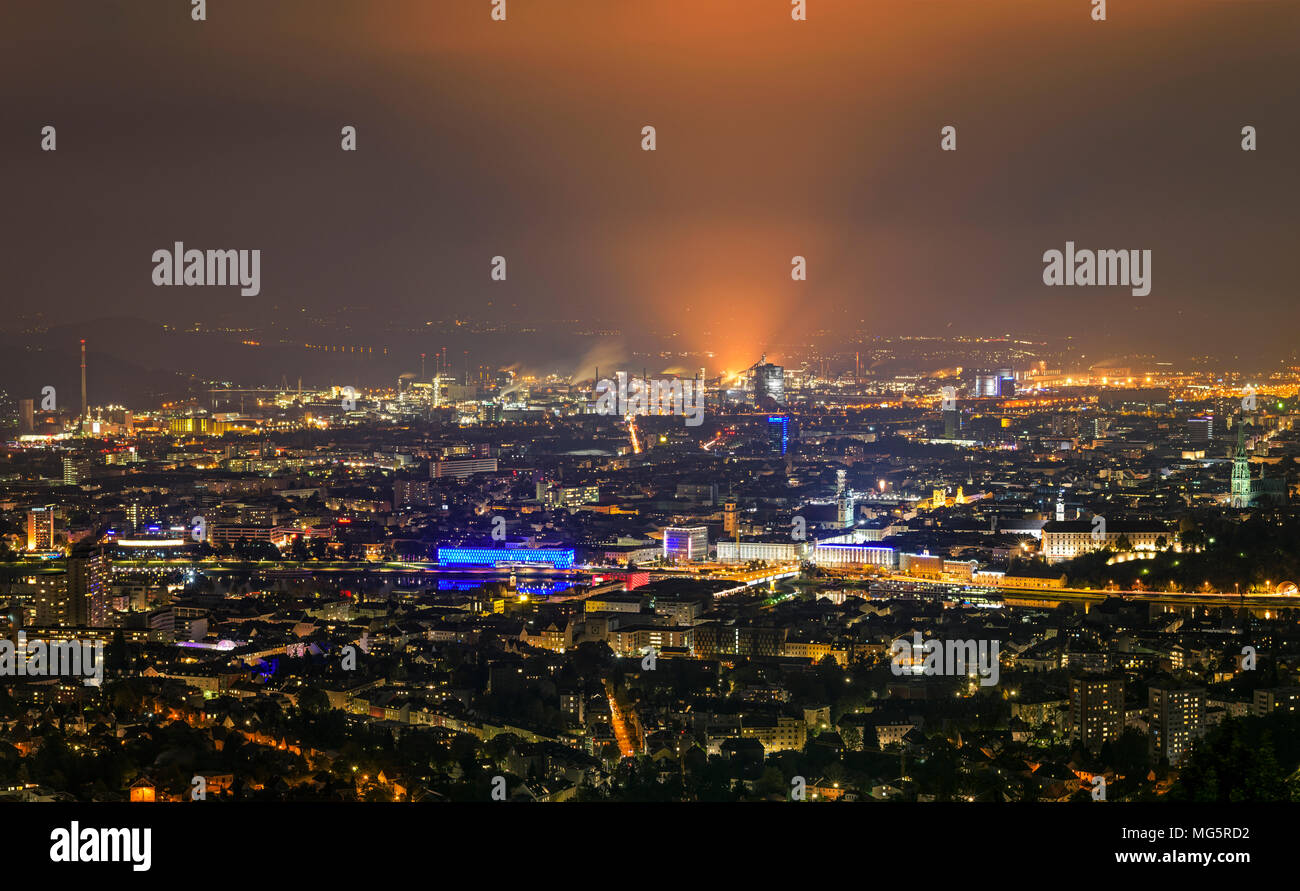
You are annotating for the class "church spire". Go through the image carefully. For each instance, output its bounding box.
[1230,424,1252,508]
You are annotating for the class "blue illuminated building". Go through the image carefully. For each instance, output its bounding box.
[437,545,576,569]
[767,415,790,456]
[437,579,577,594]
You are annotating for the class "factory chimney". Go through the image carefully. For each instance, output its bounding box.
[79,339,87,430]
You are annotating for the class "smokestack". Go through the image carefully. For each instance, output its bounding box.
[79,339,87,423]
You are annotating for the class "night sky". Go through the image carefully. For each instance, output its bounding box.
[4,0,1299,375]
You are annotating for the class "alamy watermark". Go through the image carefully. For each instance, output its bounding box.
[1,632,105,686]
[1042,242,1151,297]
[152,243,261,296]
[50,822,150,872]
[594,371,704,427]
[889,633,1000,686]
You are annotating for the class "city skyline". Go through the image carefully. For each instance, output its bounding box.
[0,0,1292,870]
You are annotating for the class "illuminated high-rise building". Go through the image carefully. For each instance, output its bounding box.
[1187,415,1213,443]
[394,478,433,509]
[663,526,708,562]
[943,408,959,439]
[1070,675,1124,753]
[754,355,785,406]
[767,415,790,456]
[1149,682,1203,766]
[33,574,70,625]
[125,502,160,533]
[26,505,56,551]
[68,544,108,627]
[973,373,1000,397]
[63,456,90,486]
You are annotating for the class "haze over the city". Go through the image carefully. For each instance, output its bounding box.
[4,0,1299,372]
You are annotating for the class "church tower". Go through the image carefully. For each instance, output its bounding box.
[1230,425,1252,508]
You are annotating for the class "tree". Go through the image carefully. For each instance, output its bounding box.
[754,765,788,797]
[297,688,329,714]
[1173,717,1292,802]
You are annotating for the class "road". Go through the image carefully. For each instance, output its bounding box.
[628,416,642,455]
[869,572,1298,611]
[604,680,638,758]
